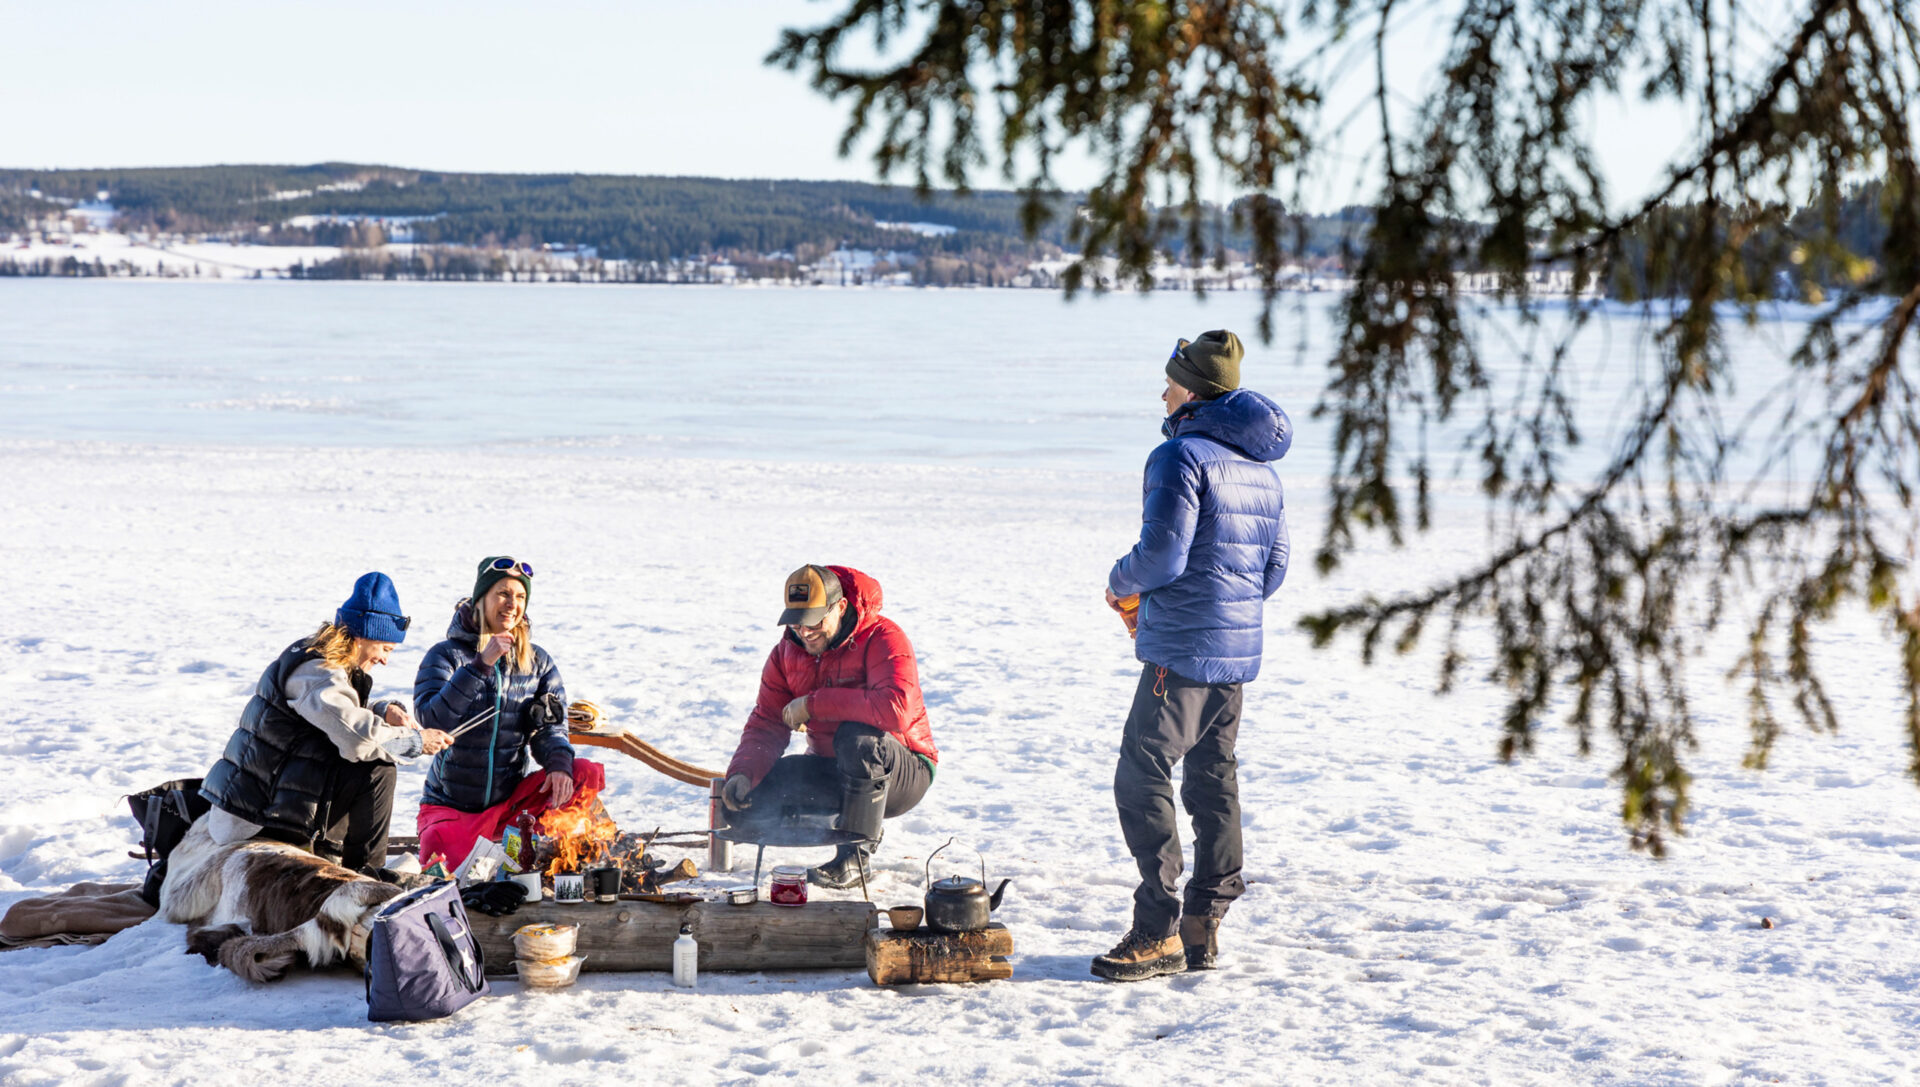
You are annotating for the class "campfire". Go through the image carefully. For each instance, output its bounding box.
[536,787,619,876]
[528,782,697,894]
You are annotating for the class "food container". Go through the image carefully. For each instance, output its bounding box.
[512,922,579,961]
[515,954,586,990]
[554,871,585,904]
[886,905,923,930]
[722,885,757,906]
[768,865,808,907]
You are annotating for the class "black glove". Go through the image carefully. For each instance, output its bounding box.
[461,880,529,917]
[529,691,567,729]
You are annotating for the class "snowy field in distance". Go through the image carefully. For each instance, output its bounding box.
[2,440,1916,1087]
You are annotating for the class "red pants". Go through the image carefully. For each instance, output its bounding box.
[415,759,606,870]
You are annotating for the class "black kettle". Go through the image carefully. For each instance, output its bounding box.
[923,839,1010,933]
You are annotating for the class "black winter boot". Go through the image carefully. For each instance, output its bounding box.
[1180,914,1221,970]
[833,778,887,843]
[808,841,875,890]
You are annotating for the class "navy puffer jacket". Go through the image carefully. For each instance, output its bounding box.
[1109,389,1292,684]
[415,601,573,812]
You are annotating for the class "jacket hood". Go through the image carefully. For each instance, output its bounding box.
[1163,388,1292,463]
[782,565,884,650]
[445,598,479,641]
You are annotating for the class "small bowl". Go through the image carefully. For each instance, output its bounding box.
[886,905,923,930]
[515,954,586,989]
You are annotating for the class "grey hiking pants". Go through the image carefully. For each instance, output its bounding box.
[1114,663,1246,938]
[751,723,932,822]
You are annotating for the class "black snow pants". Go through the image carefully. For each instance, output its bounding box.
[259,758,397,874]
[1114,663,1246,938]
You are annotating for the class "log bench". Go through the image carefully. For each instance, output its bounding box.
[471,898,876,973]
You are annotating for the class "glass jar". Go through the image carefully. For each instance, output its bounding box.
[768,865,808,907]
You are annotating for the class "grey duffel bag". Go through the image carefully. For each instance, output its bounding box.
[364,881,490,1022]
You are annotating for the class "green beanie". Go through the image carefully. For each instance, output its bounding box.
[473,556,533,607]
[1166,329,1243,399]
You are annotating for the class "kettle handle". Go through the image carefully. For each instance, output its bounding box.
[924,837,986,891]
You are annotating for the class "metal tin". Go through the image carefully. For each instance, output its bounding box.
[723,885,757,905]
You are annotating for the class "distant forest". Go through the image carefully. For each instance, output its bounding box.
[1,164,1894,300]
[0,163,1362,267]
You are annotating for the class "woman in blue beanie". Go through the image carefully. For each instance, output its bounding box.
[201,572,453,874]
[414,556,577,869]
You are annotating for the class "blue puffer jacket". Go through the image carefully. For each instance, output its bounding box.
[1109,388,1292,684]
[415,601,573,812]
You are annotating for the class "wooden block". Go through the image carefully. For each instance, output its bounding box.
[471,898,876,973]
[866,922,1015,984]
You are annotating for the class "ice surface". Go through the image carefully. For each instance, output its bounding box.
[2,285,1914,1085]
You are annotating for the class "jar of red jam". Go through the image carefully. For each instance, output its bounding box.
[768,865,808,907]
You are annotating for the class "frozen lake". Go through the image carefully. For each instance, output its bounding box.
[0,279,1851,485]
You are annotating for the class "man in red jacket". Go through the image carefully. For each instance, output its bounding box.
[720,564,939,888]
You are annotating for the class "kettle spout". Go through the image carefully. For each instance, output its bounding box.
[988,879,1011,912]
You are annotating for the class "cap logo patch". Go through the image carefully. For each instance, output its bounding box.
[788,584,813,603]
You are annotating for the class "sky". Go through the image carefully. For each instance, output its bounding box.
[0,0,1698,214]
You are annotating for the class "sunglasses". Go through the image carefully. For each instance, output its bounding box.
[1168,338,1191,364]
[488,558,535,578]
[369,608,411,631]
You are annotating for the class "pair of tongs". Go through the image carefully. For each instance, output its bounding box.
[444,705,499,740]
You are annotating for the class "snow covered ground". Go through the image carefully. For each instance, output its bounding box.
[3,438,1916,1086]
[4,233,344,277]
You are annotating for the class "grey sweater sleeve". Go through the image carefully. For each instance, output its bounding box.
[284,660,422,762]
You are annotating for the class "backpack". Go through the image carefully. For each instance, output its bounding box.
[364,881,491,1022]
[125,777,213,908]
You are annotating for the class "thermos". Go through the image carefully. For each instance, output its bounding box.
[672,923,697,988]
[708,777,734,872]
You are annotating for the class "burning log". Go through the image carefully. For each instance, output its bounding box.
[537,794,619,875]
[526,825,700,894]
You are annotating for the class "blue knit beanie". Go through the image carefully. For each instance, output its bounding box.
[336,572,410,644]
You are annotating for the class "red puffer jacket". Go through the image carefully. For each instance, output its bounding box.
[726,566,938,787]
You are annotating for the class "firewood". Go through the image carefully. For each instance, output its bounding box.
[865,923,1015,985]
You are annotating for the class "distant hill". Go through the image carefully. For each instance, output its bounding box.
[0,164,1077,261]
[0,163,1360,265]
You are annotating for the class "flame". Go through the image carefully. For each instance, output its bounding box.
[537,781,619,875]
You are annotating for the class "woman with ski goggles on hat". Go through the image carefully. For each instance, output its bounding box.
[201,572,454,875]
[412,557,582,870]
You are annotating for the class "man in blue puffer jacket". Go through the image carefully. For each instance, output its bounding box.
[1092,329,1291,983]
[413,557,576,868]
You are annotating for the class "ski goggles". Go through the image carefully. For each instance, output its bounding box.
[487,558,535,578]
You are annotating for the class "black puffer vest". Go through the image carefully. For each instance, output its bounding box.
[201,639,369,843]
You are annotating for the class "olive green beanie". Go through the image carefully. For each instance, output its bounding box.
[473,556,533,607]
[1166,329,1243,399]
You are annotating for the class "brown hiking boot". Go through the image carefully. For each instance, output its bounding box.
[1180,915,1220,970]
[1090,928,1187,982]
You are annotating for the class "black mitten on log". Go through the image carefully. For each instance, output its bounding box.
[460,880,528,917]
